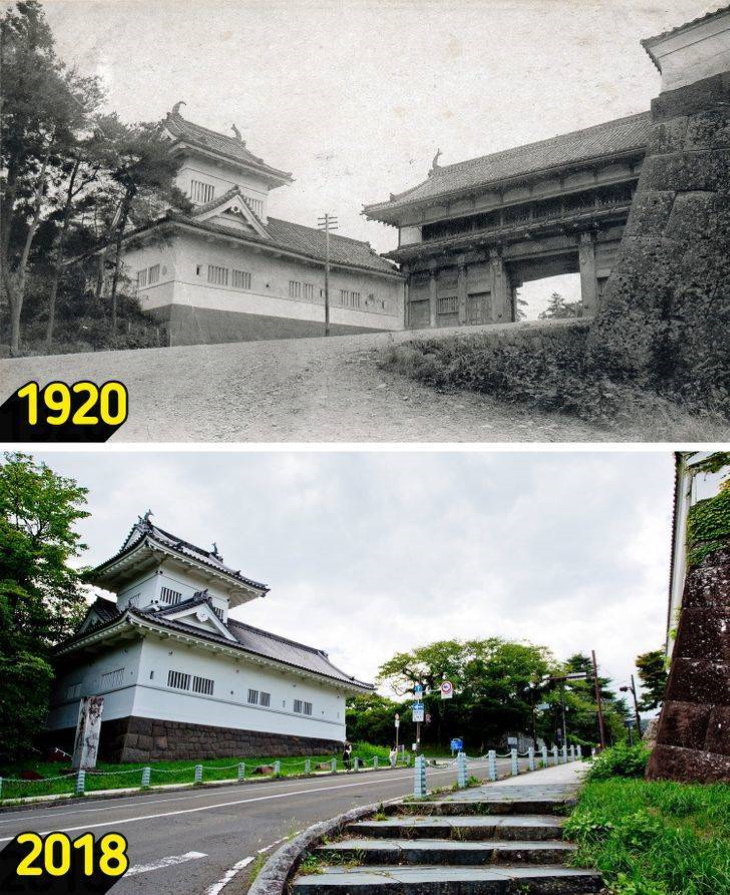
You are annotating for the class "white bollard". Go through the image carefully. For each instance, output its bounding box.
[273,760,281,775]
[305,759,311,774]
[552,745,559,766]
[528,746,535,771]
[141,767,151,788]
[541,745,548,768]
[510,748,519,776]
[562,745,568,764]
[373,756,379,769]
[456,751,468,788]
[488,749,497,781]
[414,755,427,798]
[238,762,246,782]
[76,770,86,795]
[194,764,203,783]
[331,757,337,772]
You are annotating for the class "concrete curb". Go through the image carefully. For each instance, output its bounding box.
[248,800,397,895]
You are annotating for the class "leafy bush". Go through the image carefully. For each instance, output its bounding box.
[378,321,706,428]
[586,744,650,781]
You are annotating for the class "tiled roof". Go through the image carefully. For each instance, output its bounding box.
[642,4,730,47]
[365,112,651,218]
[58,602,372,690]
[101,517,269,593]
[89,595,120,623]
[163,111,292,182]
[150,212,401,276]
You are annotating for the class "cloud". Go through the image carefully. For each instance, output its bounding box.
[34,450,674,698]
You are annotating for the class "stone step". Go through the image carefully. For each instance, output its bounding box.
[292,864,603,894]
[398,799,569,816]
[317,837,576,865]
[348,815,564,842]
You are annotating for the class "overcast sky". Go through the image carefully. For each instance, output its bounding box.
[42,0,718,316]
[33,450,678,702]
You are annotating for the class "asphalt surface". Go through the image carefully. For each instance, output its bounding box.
[0,759,520,895]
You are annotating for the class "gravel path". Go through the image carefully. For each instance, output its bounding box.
[0,324,677,442]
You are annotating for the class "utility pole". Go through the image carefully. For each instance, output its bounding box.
[317,212,338,336]
[592,650,607,749]
[620,675,642,736]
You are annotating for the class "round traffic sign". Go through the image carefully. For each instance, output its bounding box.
[440,680,454,698]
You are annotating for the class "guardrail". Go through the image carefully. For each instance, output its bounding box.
[0,753,413,803]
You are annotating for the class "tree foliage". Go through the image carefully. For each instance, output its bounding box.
[635,649,668,711]
[359,639,630,753]
[539,292,583,320]
[1,2,189,354]
[0,452,90,761]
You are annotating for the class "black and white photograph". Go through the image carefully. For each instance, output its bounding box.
[0,1,728,441]
[1,2,730,895]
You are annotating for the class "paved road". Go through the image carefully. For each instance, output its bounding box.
[0,323,615,442]
[0,759,520,895]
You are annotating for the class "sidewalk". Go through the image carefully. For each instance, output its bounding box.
[439,758,588,804]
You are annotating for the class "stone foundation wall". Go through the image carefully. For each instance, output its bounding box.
[647,546,730,783]
[587,71,730,396]
[47,716,343,763]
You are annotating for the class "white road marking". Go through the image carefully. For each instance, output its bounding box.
[0,760,493,842]
[125,850,207,877]
[204,856,253,895]
[204,831,300,895]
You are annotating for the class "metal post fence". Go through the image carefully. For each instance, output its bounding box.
[373,756,379,769]
[510,748,519,776]
[141,767,151,788]
[562,745,568,764]
[0,778,3,800]
[305,759,311,774]
[238,763,246,782]
[331,758,337,772]
[76,770,86,795]
[354,758,360,772]
[414,755,427,798]
[488,750,497,781]
[273,761,281,775]
[456,752,468,788]
[552,745,559,766]
[528,746,535,771]
[541,745,548,768]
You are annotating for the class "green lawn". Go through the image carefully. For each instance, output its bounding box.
[0,742,405,803]
[565,778,730,895]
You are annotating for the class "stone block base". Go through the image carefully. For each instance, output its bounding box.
[148,304,391,347]
[46,715,343,764]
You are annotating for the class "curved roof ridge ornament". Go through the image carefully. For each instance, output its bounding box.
[429,148,442,177]
[171,100,186,115]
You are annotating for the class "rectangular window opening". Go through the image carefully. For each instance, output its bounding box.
[208,265,229,286]
[232,269,252,290]
[192,676,215,696]
[191,180,215,204]
[260,691,271,707]
[168,670,191,690]
[100,668,125,690]
[248,688,259,705]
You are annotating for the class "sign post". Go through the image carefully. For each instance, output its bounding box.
[395,712,400,753]
[440,680,454,699]
[413,683,424,751]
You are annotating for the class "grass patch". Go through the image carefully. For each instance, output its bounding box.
[565,778,730,894]
[0,751,356,802]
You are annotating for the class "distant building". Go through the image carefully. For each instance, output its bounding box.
[48,514,372,762]
[122,108,404,345]
[364,113,651,328]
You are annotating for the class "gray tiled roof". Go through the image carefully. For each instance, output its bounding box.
[163,112,292,181]
[88,596,120,623]
[365,112,651,217]
[107,518,269,592]
[61,598,372,690]
[155,212,401,276]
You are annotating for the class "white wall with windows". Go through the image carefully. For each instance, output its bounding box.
[176,156,270,222]
[131,232,403,331]
[47,640,144,731]
[116,562,233,621]
[133,636,347,740]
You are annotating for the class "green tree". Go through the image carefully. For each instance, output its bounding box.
[635,648,668,711]
[346,692,403,746]
[0,452,90,761]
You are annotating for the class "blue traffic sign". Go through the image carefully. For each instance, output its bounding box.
[450,738,463,753]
